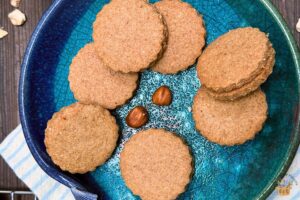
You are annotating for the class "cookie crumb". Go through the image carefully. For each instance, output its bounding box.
[0,28,8,39]
[10,0,21,7]
[8,9,26,26]
[296,18,300,33]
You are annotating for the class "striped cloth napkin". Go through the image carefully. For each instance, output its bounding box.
[0,125,300,200]
[0,125,74,200]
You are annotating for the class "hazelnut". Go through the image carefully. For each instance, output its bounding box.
[0,28,8,39]
[297,18,300,33]
[152,86,172,106]
[8,9,26,26]
[126,106,149,128]
[10,0,21,7]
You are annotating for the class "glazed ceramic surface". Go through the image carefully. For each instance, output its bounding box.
[19,0,300,199]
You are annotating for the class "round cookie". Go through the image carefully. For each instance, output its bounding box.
[197,27,273,92]
[45,102,119,174]
[120,129,193,200]
[68,43,138,109]
[93,0,168,73]
[206,47,275,100]
[192,88,267,146]
[152,0,206,74]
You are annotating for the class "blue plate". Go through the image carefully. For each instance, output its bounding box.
[19,0,300,199]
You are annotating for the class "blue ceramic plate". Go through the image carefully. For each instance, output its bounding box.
[19,0,300,199]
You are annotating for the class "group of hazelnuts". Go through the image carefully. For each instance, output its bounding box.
[126,85,172,128]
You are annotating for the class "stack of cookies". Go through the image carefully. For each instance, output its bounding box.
[193,27,275,146]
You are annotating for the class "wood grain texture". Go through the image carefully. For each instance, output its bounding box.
[272,0,300,45]
[0,0,52,192]
[0,0,299,195]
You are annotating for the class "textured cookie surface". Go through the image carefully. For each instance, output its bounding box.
[197,27,272,92]
[93,0,167,73]
[68,43,138,109]
[120,129,193,200]
[152,0,206,74]
[45,102,119,174]
[206,47,275,100]
[192,88,267,146]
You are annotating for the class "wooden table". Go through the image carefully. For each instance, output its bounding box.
[0,0,299,198]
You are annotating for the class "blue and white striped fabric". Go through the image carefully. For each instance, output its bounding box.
[0,125,74,200]
[0,125,300,200]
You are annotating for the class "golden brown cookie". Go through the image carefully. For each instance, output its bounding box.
[120,129,193,200]
[197,27,273,92]
[68,43,138,109]
[93,0,168,73]
[192,88,267,146]
[45,102,119,174]
[152,0,206,74]
[205,47,275,100]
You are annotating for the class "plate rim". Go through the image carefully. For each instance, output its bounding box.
[18,0,87,192]
[18,0,300,199]
[253,1,300,199]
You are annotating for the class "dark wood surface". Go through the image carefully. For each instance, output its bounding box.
[0,0,299,196]
[0,0,52,194]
